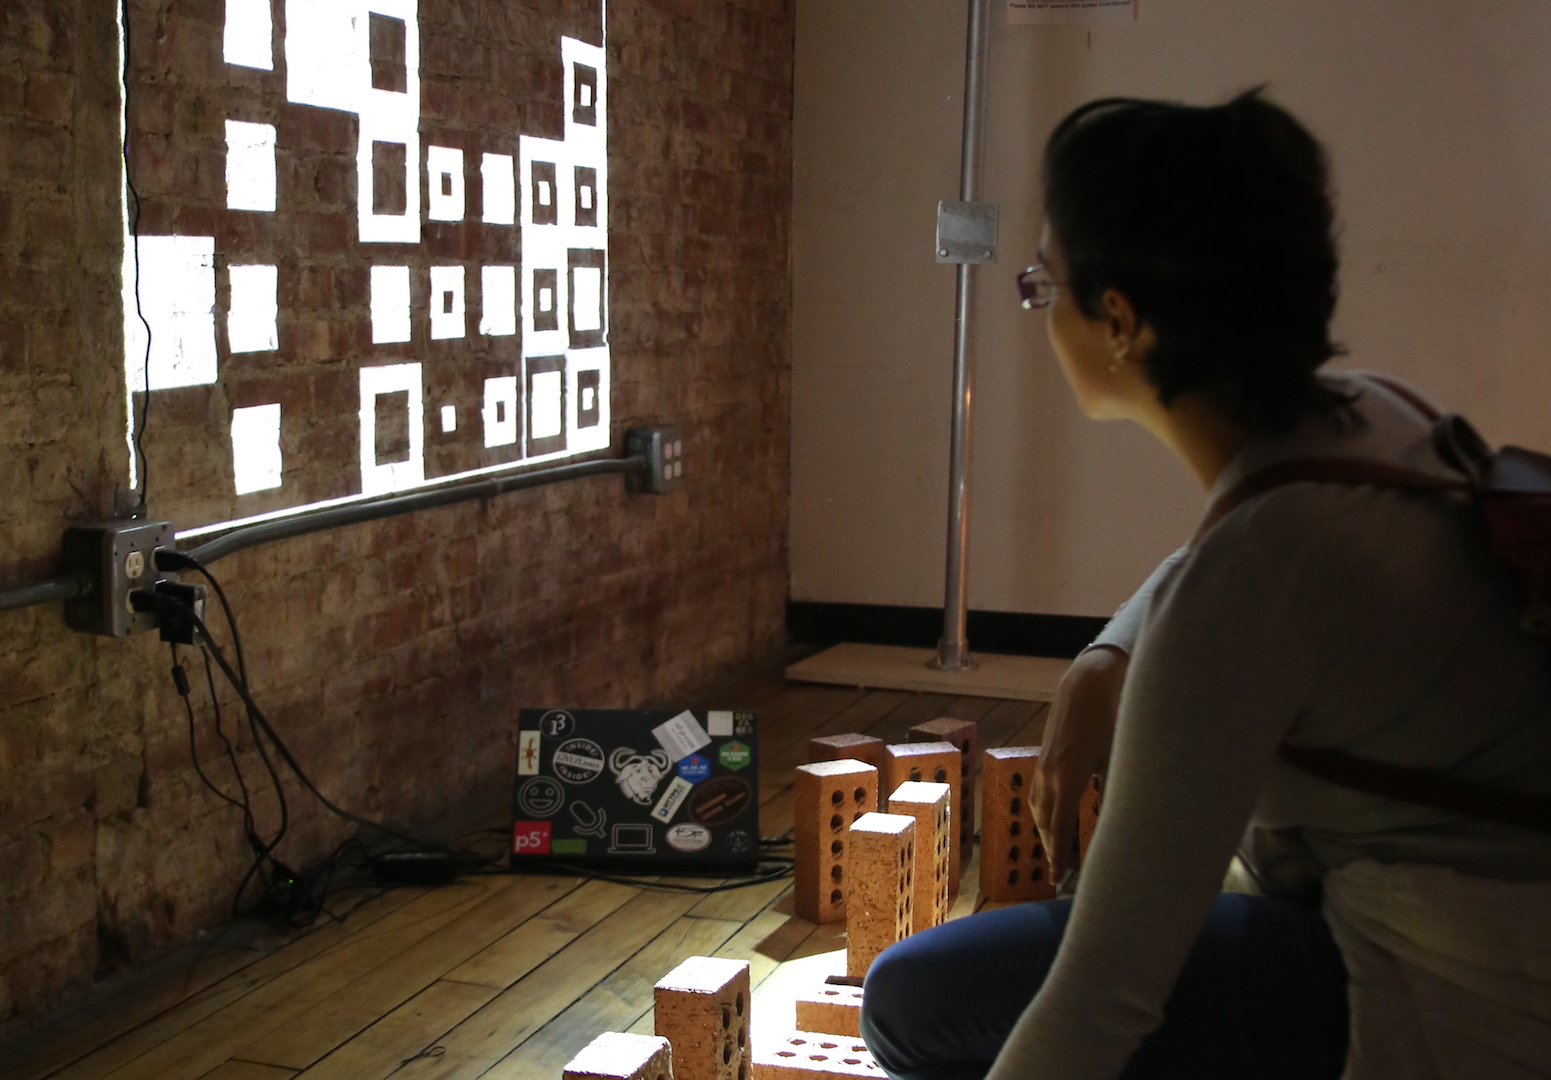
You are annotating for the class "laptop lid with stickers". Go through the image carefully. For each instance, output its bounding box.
[512,708,760,872]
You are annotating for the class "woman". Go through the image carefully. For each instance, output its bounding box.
[859,91,1551,1079]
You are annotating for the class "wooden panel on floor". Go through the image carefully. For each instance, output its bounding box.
[240,876,582,1070]
[387,885,707,1080]
[195,1061,298,1080]
[787,644,1069,701]
[485,913,744,1079]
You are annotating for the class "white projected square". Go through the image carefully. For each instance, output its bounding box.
[126,236,217,392]
[429,266,465,340]
[227,264,278,353]
[230,403,282,494]
[359,363,424,496]
[481,153,515,224]
[539,287,554,313]
[537,180,552,207]
[441,404,456,432]
[427,145,465,221]
[224,0,272,70]
[483,376,518,448]
[572,266,602,332]
[225,120,276,212]
[480,266,516,336]
[531,370,563,439]
[371,265,411,344]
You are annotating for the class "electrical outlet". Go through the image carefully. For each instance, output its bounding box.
[62,520,175,637]
[625,425,683,495]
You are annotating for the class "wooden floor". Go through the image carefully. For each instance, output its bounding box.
[2,663,1049,1080]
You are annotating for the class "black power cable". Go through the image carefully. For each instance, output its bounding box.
[146,555,790,906]
[119,0,154,512]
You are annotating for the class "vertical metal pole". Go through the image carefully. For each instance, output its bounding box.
[933,0,991,672]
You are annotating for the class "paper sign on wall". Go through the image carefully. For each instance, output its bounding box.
[1008,0,1136,24]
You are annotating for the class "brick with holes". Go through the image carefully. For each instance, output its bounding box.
[753,1032,885,1079]
[794,760,880,924]
[655,955,751,1080]
[908,718,978,882]
[806,733,886,775]
[845,811,915,978]
[883,780,949,932]
[979,746,1056,902]
[794,980,865,1037]
[881,741,962,894]
[564,1032,674,1080]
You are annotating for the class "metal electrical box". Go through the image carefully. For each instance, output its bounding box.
[61,520,174,637]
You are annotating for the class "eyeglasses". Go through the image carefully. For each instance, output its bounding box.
[1017,265,1056,310]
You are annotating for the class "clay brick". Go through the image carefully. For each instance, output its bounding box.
[752,1032,884,1079]
[979,747,1055,903]
[793,760,878,925]
[881,741,961,895]
[806,733,884,776]
[654,955,751,1080]
[564,1032,674,1080]
[844,811,914,979]
[908,717,977,882]
[883,780,949,933]
[793,981,864,1038]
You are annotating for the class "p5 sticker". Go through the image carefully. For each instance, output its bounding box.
[512,820,553,855]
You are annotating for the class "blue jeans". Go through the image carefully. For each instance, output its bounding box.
[860,893,1348,1080]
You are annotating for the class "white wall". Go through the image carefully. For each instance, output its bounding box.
[791,0,1551,618]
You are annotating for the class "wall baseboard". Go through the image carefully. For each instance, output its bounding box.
[786,601,1107,660]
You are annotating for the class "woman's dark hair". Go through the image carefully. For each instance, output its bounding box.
[1043,89,1346,432]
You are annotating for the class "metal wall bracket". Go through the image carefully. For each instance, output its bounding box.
[935,200,999,264]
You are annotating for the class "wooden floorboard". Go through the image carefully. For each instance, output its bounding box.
[6,660,1048,1080]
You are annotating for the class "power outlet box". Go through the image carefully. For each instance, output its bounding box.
[62,520,175,637]
[626,424,684,495]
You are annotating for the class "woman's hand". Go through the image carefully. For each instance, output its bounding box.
[1032,645,1129,880]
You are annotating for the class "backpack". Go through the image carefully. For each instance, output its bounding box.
[1199,378,1551,833]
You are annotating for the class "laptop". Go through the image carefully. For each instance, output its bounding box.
[511,708,760,872]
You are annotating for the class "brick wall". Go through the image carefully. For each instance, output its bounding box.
[0,0,792,1030]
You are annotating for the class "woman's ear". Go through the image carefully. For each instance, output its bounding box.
[1100,288,1151,363]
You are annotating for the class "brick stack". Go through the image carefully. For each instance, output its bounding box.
[881,742,962,893]
[882,780,950,932]
[794,761,880,924]
[654,956,751,1080]
[564,1032,673,1080]
[908,718,977,882]
[979,747,1056,903]
[845,811,916,979]
[806,733,886,775]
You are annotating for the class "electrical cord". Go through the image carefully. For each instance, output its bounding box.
[148,554,782,907]
[119,0,153,512]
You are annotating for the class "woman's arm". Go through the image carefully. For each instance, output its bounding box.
[989,517,1317,1079]
[1034,548,1187,879]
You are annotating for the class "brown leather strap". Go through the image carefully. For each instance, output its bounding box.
[1198,458,1469,541]
[1278,743,1551,834]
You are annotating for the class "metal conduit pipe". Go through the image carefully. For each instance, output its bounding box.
[0,452,651,614]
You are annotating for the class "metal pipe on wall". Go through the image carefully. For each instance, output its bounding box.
[933,0,993,672]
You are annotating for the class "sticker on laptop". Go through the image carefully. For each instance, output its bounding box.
[688,776,752,826]
[677,754,711,783]
[517,776,565,818]
[707,710,735,737]
[652,710,712,763]
[518,730,541,776]
[538,710,575,738]
[553,738,605,784]
[666,822,712,852]
[651,775,696,824]
[610,747,672,806]
[512,820,552,855]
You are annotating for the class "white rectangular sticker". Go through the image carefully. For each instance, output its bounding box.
[518,730,541,776]
[707,710,734,737]
[651,775,695,824]
[653,710,712,763]
[1008,0,1136,24]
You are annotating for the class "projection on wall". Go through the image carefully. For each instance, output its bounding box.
[121,0,610,534]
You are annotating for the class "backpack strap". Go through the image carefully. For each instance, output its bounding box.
[1278,743,1551,834]
[1195,448,1551,835]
